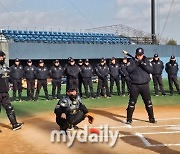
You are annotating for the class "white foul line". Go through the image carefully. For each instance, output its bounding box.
[92,124,180,129]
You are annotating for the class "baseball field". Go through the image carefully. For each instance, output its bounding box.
[0,79,180,154]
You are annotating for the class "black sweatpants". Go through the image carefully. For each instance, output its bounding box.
[12,79,22,99]
[152,75,165,95]
[121,77,131,95]
[97,78,110,97]
[110,76,120,95]
[26,79,35,100]
[52,79,61,99]
[83,77,95,98]
[35,79,49,99]
[168,75,180,95]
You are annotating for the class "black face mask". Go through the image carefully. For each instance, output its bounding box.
[69,94,77,101]
[0,59,5,65]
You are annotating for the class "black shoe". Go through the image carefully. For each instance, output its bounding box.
[12,123,24,131]
[126,120,132,125]
[149,118,157,124]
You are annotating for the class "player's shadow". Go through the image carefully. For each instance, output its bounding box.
[120,131,180,154]
[0,122,12,130]
[89,108,151,123]
[89,108,126,123]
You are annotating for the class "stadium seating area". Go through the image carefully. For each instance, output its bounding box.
[0,29,130,45]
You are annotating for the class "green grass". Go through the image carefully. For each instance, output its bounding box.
[0,78,180,119]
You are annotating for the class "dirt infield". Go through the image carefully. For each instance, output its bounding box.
[1,106,180,154]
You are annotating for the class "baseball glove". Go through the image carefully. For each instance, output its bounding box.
[85,113,94,124]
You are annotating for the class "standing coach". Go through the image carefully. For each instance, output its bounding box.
[151,54,166,96]
[126,48,156,124]
[165,55,180,95]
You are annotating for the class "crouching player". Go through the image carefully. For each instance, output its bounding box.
[54,86,94,132]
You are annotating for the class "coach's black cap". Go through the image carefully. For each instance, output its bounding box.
[154,54,159,58]
[27,59,32,63]
[0,51,5,56]
[78,59,83,63]
[101,57,106,62]
[123,57,127,59]
[170,55,175,60]
[70,58,75,62]
[68,57,72,61]
[85,59,89,63]
[15,58,20,62]
[136,48,144,55]
[39,59,44,63]
[54,59,59,63]
[111,57,116,60]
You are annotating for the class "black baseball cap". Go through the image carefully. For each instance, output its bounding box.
[27,59,32,63]
[78,59,83,63]
[70,58,75,62]
[15,58,20,62]
[123,57,127,59]
[170,55,175,60]
[68,57,72,61]
[101,57,106,62]
[0,51,5,56]
[136,48,144,55]
[154,54,159,58]
[54,59,59,63]
[85,59,89,63]
[111,57,116,60]
[39,59,44,63]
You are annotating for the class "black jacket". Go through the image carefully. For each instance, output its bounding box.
[109,63,120,78]
[66,64,80,79]
[49,65,63,79]
[127,56,153,85]
[151,59,164,75]
[120,63,129,77]
[10,64,24,80]
[81,65,94,78]
[54,95,88,116]
[95,64,109,79]
[0,63,10,92]
[24,65,36,80]
[36,66,49,80]
[165,61,179,76]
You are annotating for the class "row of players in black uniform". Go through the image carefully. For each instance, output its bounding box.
[9,53,180,102]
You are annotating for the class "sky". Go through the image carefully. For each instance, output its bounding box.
[0,0,180,44]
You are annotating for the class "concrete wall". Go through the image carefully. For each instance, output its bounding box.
[5,42,180,77]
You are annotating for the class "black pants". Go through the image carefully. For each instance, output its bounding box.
[121,77,131,95]
[35,79,49,99]
[12,79,22,100]
[0,92,18,126]
[52,79,61,99]
[97,78,110,97]
[127,83,155,122]
[26,79,35,100]
[83,77,95,98]
[56,110,85,130]
[152,75,165,95]
[168,75,180,95]
[68,78,79,90]
[110,76,120,95]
